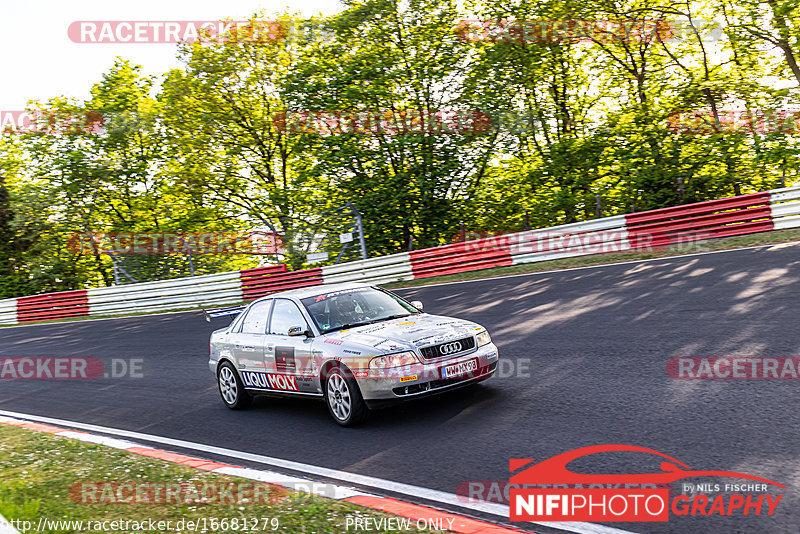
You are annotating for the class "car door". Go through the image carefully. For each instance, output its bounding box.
[263,298,317,394]
[231,299,272,378]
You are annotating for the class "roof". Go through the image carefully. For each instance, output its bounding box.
[253,282,373,302]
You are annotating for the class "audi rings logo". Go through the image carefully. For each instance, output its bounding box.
[440,342,463,355]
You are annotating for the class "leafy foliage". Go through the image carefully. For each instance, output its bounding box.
[0,0,798,293]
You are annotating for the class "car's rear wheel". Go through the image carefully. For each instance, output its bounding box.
[218,361,252,410]
[325,367,368,426]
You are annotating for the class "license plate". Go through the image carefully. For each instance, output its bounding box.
[441,358,478,379]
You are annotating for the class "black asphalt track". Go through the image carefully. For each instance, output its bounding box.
[2,243,800,533]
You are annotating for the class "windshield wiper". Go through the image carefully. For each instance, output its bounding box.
[323,314,414,334]
[325,322,371,334]
[377,314,412,322]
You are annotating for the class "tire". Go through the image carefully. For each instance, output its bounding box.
[217,361,252,410]
[324,366,369,426]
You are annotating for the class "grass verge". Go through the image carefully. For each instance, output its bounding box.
[0,425,436,533]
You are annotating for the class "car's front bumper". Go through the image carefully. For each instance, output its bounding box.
[356,343,499,406]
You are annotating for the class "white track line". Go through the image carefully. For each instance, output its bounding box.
[0,410,637,534]
[0,514,19,534]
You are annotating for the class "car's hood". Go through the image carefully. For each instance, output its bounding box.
[321,313,482,353]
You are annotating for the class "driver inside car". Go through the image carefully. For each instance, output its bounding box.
[333,296,364,326]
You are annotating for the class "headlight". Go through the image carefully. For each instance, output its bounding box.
[369,351,419,369]
[476,331,491,347]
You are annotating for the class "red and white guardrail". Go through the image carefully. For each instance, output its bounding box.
[1,184,798,325]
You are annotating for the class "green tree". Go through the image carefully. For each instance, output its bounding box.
[160,16,317,267]
[284,0,498,253]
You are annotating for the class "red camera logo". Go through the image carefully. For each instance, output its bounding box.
[509,444,784,523]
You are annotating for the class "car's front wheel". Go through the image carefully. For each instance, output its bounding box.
[325,367,368,426]
[218,361,252,410]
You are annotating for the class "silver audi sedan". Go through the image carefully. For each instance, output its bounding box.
[207,283,499,426]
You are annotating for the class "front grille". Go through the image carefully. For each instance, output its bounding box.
[419,336,475,360]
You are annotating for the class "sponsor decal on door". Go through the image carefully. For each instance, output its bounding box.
[241,371,299,391]
[275,346,296,373]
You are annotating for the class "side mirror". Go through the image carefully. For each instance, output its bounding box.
[410,300,423,311]
[288,325,309,337]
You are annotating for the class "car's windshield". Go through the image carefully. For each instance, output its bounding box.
[300,287,419,334]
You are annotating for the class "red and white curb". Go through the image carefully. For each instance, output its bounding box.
[0,415,528,534]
